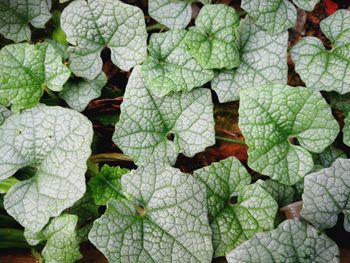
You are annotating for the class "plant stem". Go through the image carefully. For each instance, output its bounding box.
[0,228,29,248]
[44,86,59,100]
[215,136,246,145]
[146,23,166,32]
[89,153,133,163]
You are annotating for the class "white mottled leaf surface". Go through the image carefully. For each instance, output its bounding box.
[114,66,215,165]
[0,104,93,232]
[239,84,339,185]
[291,10,350,94]
[227,219,339,263]
[0,0,51,42]
[211,18,288,102]
[61,0,147,79]
[89,163,213,263]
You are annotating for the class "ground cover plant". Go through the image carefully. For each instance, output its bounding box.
[0,0,350,262]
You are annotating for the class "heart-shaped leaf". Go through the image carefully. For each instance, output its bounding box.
[61,0,147,80]
[291,10,350,94]
[114,66,215,165]
[89,163,213,263]
[0,104,93,232]
[239,84,339,185]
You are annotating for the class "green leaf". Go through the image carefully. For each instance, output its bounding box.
[89,163,213,263]
[0,43,71,112]
[313,145,347,168]
[302,158,350,232]
[291,10,350,94]
[0,106,12,125]
[148,0,210,29]
[88,164,129,205]
[141,30,214,97]
[239,84,339,185]
[344,114,350,147]
[256,179,295,207]
[59,73,107,112]
[185,4,240,70]
[61,0,147,80]
[44,39,69,60]
[227,219,340,263]
[329,91,350,113]
[0,0,51,42]
[241,0,296,35]
[193,157,277,257]
[293,0,320,11]
[212,18,288,102]
[0,104,93,232]
[0,177,19,194]
[25,214,82,263]
[113,66,215,165]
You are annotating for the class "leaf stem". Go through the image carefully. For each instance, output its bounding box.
[146,23,166,32]
[0,228,29,248]
[89,153,133,163]
[44,86,59,100]
[215,136,246,145]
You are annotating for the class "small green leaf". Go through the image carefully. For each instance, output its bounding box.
[212,18,288,102]
[239,84,339,185]
[186,4,240,70]
[114,66,215,165]
[59,73,107,112]
[88,164,129,205]
[25,214,82,263]
[329,91,350,113]
[141,30,214,97]
[89,163,213,263]
[256,179,295,207]
[0,104,93,232]
[227,219,339,263]
[302,158,350,232]
[293,0,320,11]
[0,177,19,194]
[61,0,147,80]
[0,43,70,112]
[241,0,296,35]
[193,157,277,257]
[291,10,350,94]
[0,0,52,42]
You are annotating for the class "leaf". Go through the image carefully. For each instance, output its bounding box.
[89,163,213,263]
[141,30,214,97]
[256,179,295,207]
[293,0,320,11]
[0,43,71,112]
[313,145,346,168]
[185,4,240,70]
[0,106,12,125]
[329,91,350,113]
[113,66,215,165]
[302,158,350,232]
[344,114,350,147]
[0,177,19,194]
[241,0,296,35]
[0,104,93,232]
[193,157,277,257]
[148,0,210,30]
[61,0,147,80]
[211,18,288,102]
[88,164,129,205]
[239,84,339,185]
[227,219,340,263]
[25,214,82,263]
[0,0,51,42]
[291,10,350,94]
[59,73,107,112]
